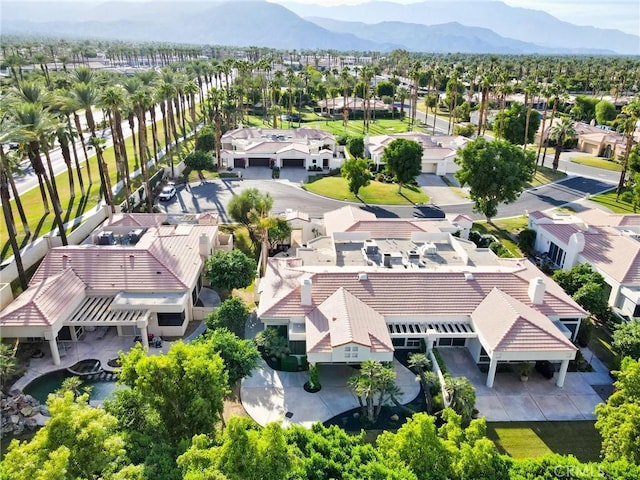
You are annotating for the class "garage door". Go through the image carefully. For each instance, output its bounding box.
[248,157,270,167]
[234,158,245,168]
[282,158,305,168]
[422,162,437,173]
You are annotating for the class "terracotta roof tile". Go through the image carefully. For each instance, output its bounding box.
[472,288,577,353]
[0,269,85,327]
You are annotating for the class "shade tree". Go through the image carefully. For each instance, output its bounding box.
[341,157,372,197]
[454,137,535,221]
[382,138,423,193]
[205,249,256,294]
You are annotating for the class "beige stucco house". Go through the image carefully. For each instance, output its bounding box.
[0,213,230,365]
[258,206,585,388]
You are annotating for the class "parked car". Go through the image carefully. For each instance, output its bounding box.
[157,185,176,201]
[1,142,19,150]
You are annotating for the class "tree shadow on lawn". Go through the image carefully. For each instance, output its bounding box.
[74,185,95,219]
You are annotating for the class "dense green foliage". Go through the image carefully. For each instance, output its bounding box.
[612,319,640,360]
[346,135,365,158]
[455,137,535,220]
[494,102,540,145]
[205,249,256,293]
[183,150,214,173]
[595,357,640,465]
[201,328,260,387]
[553,263,610,320]
[340,157,372,196]
[382,138,423,192]
[206,296,250,337]
[194,125,216,152]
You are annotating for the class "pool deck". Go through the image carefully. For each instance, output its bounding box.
[12,327,173,392]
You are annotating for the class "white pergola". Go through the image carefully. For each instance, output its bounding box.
[51,296,150,365]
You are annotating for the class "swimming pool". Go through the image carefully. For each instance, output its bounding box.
[23,369,122,404]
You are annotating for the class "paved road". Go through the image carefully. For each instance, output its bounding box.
[159,175,614,223]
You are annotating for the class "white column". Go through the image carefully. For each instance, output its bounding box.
[45,332,61,366]
[556,359,570,387]
[486,356,498,388]
[70,326,78,342]
[137,320,149,351]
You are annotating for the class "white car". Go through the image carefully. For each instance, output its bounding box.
[158,185,177,201]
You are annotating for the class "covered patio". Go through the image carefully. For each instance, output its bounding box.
[438,348,610,421]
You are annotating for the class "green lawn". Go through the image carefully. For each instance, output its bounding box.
[472,216,529,257]
[589,326,619,371]
[590,189,636,214]
[571,156,623,172]
[528,166,567,188]
[486,421,602,462]
[244,113,413,137]
[304,176,429,205]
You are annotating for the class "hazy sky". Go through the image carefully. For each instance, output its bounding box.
[19,0,640,35]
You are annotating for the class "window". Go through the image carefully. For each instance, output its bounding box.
[392,338,405,347]
[157,311,186,327]
[452,338,466,347]
[352,346,359,352]
[345,353,351,358]
[345,346,351,352]
[438,338,453,346]
[406,338,421,348]
[548,242,566,267]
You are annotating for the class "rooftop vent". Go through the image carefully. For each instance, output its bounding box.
[421,242,437,256]
[358,273,368,281]
[407,249,420,260]
[464,272,474,281]
[96,231,115,246]
[128,228,145,244]
[364,239,378,255]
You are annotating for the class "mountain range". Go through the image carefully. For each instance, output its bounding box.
[1,1,638,55]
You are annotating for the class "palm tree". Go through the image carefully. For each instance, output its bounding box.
[130,87,154,212]
[0,145,28,290]
[444,376,476,420]
[68,82,114,211]
[347,360,400,424]
[183,80,199,141]
[522,80,539,151]
[9,103,68,244]
[616,100,640,198]
[549,117,576,171]
[102,85,133,211]
[0,113,30,236]
[408,353,439,414]
[285,67,296,128]
[52,93,86,196]
[408,61,422,131]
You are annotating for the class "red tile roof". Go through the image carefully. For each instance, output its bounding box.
[472,288,577,353]
[306,288,393,353]
[0,269,85,327]
[30,225,217,293]
[259,265,585,320]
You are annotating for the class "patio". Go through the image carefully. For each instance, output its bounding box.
[12,327,172,392]
[438,348,612,421]
[240,358,420,428]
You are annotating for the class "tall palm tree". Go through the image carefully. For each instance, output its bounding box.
[9,103,68,244]
[408,61,422,131]
[0,146,28,290]
[68,82,114,211]
[616,101,640,198]
[130,87,154,212]
[444,376,476,420]
[285,67,296,128]
[101,85,132,211]
[183,80,199,140]
[0,112,30,235]
[549,117,576,171]
[522,80,539,151]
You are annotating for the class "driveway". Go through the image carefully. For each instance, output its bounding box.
[240,358,420,427]
[438,348,611,422]
[418,174,470,206]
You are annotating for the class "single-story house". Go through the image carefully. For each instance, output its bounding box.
[0,213,229,365]
[220,127,340,170]
[365,132,469,175]
[317,97,393,116]
[257,206,585,388]
[528,208,640,319]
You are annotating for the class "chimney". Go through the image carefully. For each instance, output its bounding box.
[300,278,312,305]
[464,272,474,281]
[528,277,546,305]
[564,232,585,269]
[199,233,212,258]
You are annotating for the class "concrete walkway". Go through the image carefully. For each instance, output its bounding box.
[240,358,420,427]
[439,348,611,422]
